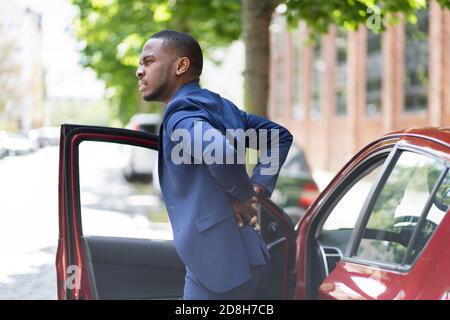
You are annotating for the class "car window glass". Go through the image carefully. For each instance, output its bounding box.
[355,151,446,265]
[318,162,383,253]
[78,141,172,239]
[322,166,382,231]
[405,169,449,264]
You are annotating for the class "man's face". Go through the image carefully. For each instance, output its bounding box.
[136,38,177,102]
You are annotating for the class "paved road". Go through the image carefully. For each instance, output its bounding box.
[0,147,59,299]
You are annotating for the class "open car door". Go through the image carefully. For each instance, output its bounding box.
[56,124,296,300]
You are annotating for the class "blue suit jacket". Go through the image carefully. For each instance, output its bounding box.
[158,81,293,293]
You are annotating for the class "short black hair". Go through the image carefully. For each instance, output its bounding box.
[150,30,203,77]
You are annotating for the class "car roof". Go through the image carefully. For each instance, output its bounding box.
[385,127,450,147]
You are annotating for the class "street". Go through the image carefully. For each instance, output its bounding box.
[0,146,59,299]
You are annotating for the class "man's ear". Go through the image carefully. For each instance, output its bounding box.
[175,57,190,76]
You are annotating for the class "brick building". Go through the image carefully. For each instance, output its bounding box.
[269,1,450,172]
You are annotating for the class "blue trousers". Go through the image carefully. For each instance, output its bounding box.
[183,264,269,300]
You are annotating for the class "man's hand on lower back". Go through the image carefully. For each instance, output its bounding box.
[253,184,264,196]
[232,183,266,232]
[232,196,260,231]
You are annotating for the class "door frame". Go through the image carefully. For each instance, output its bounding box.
[57,124,158,300]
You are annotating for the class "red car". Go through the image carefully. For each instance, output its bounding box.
[56,125,449,300]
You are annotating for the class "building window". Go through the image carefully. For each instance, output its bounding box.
[291,29,304,119]
[336,28,347,116]
[404,8,429,112]
[366,29,382,116]
[312,41,323,118]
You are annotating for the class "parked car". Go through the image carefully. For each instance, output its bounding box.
[272,143,320,225]
[0,130,38,156]
[28,126,60,148]
[57,125,449,300]
[0,145,8,159]
[122,113,161,182]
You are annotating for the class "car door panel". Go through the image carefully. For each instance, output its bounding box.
[83,236,184,299]
[57,124,177,300]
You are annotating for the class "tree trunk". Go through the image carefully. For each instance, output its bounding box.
[242,0,278,117]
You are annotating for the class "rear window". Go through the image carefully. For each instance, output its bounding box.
[280,145,311,177]
[140,124,158,134]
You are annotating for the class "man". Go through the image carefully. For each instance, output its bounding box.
[136,30,293,299]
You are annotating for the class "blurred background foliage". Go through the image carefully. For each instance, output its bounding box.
[71,0,450,124]
[71,0,241,123]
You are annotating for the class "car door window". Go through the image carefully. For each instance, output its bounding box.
[354,151,448,266]
[405,169,449,264]
[78,141,172,239]
[317,158,385,255]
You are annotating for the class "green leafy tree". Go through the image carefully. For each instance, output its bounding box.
[72,0,241,123]
[72,0,450,124]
